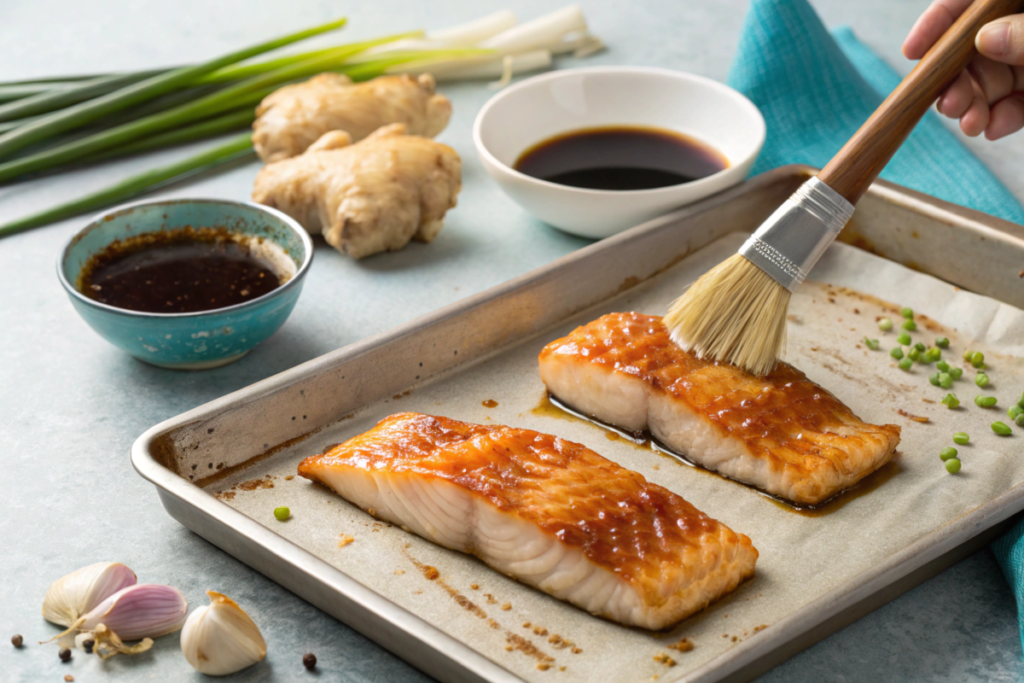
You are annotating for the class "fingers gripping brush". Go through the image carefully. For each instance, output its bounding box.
[665,0,1024,376]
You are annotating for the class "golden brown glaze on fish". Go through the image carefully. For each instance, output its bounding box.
[538,313,901,506]
[299,412,758,629]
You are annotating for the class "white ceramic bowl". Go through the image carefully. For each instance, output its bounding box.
[473,66,766,239]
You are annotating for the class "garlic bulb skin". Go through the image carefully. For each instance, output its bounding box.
[181,591,267,676]
[78,584,188,641]
[42,563,137,627]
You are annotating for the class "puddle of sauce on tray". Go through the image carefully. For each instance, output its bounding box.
[534,391,899,515]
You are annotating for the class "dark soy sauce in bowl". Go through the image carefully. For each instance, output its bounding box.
[513,125,728,191]
[79,227,284,314]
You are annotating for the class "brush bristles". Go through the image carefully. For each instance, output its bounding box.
[664,254,790,376]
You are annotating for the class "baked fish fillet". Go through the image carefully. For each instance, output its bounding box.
[539,313,901,506]
[298,412,757,629]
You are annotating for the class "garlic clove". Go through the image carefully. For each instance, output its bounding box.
[42,562,137,627]
[78,584,188,641]
[181,591,267,676]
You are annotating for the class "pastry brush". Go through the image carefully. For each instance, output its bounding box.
[665,0,1023,376]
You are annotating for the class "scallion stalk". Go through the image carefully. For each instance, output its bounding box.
[0,134,255,239]
[0,71,166,122]
[0,34,416,183]
[0,17,347,160]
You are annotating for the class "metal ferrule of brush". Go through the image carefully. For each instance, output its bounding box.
[738,177,855,292]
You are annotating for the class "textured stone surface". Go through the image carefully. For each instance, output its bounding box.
[0,0,1021,681]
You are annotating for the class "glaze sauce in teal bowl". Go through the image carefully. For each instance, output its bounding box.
[58,199,313,370]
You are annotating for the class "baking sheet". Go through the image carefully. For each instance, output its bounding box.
[203,233,1024,682]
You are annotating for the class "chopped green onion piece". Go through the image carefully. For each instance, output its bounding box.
[939,373,953,388]
[908,347,921,361]
[898,357,914,371]
[1008,404,1023,420]
[935,337,950,348]
[929,373,940,386]
[878,318,893,331]
[942,393,960,409]
[902,320,917,331]
[949,367,964,381]
[953,432,970,444]
[936,360,950,372]
[970,351,985,368]
[273,506,291,521]
[940,447,958,461]
[897,332,912,346]
[1016,414,1024,428]
[975,395,998,408]
[975,373,990,387]
[863,337,880,350]
[963,349,974,361]
[992,421,1012,436]
[925,347,941,362]
[945,458,962,474]
[914,342,926,352]
[890,347,904,360]
[901,307,914,319]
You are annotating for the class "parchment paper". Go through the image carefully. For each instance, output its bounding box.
[210,233,1024,682]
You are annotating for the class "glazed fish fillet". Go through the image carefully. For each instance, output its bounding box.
[539,313,901,506]
[298,412,757,629]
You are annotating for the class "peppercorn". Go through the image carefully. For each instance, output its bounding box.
[83,638,95,654]
[303,652,317,670]
[11,634,23,647]
[59,647,72,662]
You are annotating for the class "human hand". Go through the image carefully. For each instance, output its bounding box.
[903,0,1024,140]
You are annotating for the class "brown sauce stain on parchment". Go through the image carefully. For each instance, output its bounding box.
[402,549,559,668]
[196,428,321,489]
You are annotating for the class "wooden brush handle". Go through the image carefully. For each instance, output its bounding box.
[818,0,1024,204]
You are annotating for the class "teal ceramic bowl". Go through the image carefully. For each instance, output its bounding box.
[58,198,313,370]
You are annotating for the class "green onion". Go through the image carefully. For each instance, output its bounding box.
[940,447,958,461]
[1019,392,1024,408]
[86,108,257,163]
[949,367,964,381]
[0,71,164,122]
[901,307,914,319]
[0,134,254,238]
[0,17,348,161]
[953,432,970,444]
[935,337,950,348]
[1016,414,1024,428]
[897,332,912,346]
[914,342,926,352]
[942,393,960,409]
[992,421,1012,436]
[929,373,940,386]
[890,347,904,360]
[939,372,952,389]
[963,349,974,361]
[975,373,990,387]
[902,319,917,331]
[975,395,998,408]
[925,347,941,362]
[936,360,950,372]
[1008,404,1023,420]
[863,337,880,350]
[908,347,921,361]
[898,357,914,371]
[878,317,893,331]
[274,506,291,521]
[945,458,962,474]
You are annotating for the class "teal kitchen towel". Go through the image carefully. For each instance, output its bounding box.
[727,0,1024,647]
[727,0,1024,224]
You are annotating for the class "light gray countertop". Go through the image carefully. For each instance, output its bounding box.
[1,0,1022,681]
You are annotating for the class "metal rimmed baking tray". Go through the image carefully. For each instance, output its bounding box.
[132,165,1024,683]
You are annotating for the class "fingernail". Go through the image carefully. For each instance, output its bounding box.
[978,22,1010,57]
